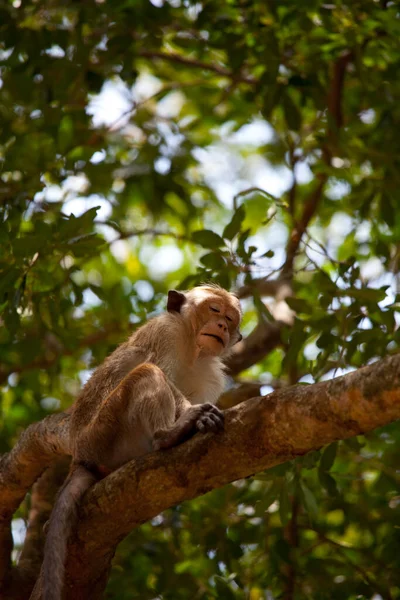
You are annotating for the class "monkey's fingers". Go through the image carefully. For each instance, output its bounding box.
[196,412,224,433]
[207,411,224,430]
[200,403,223,416]
[200,404,225,424]
[196,416,215,432]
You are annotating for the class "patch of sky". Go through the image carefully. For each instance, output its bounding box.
[134,280,155,302]
[139,245,184,279]
[40,397,61,410]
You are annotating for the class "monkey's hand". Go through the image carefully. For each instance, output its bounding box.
[194,403,224,434]
[153,404,224,451]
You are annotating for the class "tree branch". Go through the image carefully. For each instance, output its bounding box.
[226,278,294,376]
[224,320,284,376]
[282,174,328,276]
[5,459,71,600]
[2,353,397,599]
[137,50,256,85]
[282,50,353,276]
[0,414,70,590]
[0,324,127,386]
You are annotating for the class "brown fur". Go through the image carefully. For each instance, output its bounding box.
[43,285,242,600]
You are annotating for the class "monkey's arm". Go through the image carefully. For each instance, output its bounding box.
[152,402,224,451]
[151,379,224,451]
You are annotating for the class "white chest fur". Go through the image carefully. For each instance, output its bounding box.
[172,357,226,405]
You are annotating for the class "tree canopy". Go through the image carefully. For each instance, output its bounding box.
[1,0,400,599]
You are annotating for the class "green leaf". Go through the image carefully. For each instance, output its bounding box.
[343,436,365,451]
[213,576,241,600]
[261,249,275,258]
[282,92,301,131]
[12,236,44,257]
[297,450,321,470]
[192,230,225,249]
[318,470,338,497]
[254,481,279,515]
[316,332,334,349]
[67,233,104,257]
[223,205,246,240]
[199,252,227,270]
[285,296,313,314]
[253,293,274,321]
[319,442,338,472]
[300,482,319,520]
[346,288,387,303]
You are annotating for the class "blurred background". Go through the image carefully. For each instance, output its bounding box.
[1,1,400,598]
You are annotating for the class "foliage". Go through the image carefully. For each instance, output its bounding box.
[1,0,400,598]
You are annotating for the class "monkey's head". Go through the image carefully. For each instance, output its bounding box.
[167,285,242,357]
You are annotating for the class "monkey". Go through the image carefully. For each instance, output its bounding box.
[42,284,242,600]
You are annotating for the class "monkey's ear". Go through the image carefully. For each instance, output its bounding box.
[167,290,186,313]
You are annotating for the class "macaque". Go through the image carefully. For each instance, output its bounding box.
[43,285,242,600]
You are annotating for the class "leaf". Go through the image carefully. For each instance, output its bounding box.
[223,205,246,240]
[318,470,338,497]
[200,252,227,270]
[300,481,319,520]
[316,332,334,350]
[346,287,387,303]
[0,267,19,297]
[213,576,241,600]
[12,236,44,257]
[319,442,338,472]
[192,229,225,249]
[253,293,274,322]
[285,296,313,315]
[67,233,104,257]
[254,481,279,515]
[298,450,321,470]
[261,249,275,258]
[59,207,100,241]
[343,436,365,451]
[282,92,301,131]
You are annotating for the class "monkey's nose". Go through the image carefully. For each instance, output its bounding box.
[217,321,227,331]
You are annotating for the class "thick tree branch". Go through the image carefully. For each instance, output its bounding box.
[9,353,398,599]
[0,414,70,589]
[5,459,71,600]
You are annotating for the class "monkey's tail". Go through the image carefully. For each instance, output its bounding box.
[43,463,97,600]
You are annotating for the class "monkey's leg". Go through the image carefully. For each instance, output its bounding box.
[76,364,223,467]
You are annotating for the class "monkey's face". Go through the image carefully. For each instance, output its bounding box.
[196,297,242,357]
[167,286,242,357]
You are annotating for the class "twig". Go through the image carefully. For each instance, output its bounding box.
[138,50,257,85]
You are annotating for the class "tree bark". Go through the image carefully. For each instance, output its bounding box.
[0,413,71,593]
[1,354,400,599]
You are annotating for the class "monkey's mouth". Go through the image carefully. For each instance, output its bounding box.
[202,333,225,346]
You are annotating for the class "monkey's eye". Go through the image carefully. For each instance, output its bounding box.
[210,306,220,313]
[226,315,233,322]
